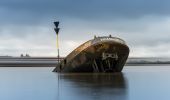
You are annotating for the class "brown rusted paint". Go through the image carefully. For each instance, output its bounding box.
[53,36,129,73]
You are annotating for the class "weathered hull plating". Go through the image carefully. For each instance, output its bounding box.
[53,36,129,73]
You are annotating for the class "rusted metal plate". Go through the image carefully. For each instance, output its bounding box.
[53,36,129,73]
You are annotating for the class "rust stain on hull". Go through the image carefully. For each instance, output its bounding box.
[53,36,129,73]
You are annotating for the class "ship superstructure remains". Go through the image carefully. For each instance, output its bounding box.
[53,35,129,73]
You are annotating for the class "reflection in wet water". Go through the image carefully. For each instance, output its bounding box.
[2,66,170,100]
[57,73,127,100]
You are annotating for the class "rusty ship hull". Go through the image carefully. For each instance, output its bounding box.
[53,36,129,73]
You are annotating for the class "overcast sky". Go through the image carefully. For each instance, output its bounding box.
[0,0,170,57]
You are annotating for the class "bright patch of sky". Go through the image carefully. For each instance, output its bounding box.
[0,0,170,57]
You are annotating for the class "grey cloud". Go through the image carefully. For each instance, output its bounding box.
[0,0,170,25]
[0,0,170,57]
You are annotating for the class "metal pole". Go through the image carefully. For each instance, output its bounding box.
[54,21,60,64]
[56,33,60,63]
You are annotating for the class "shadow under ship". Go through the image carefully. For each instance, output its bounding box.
[53,35,129,73]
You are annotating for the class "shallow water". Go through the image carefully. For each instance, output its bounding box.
[0,66,170,100]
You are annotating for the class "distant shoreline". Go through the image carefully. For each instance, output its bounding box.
[0,57,170,67]
[126,63,170,66]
